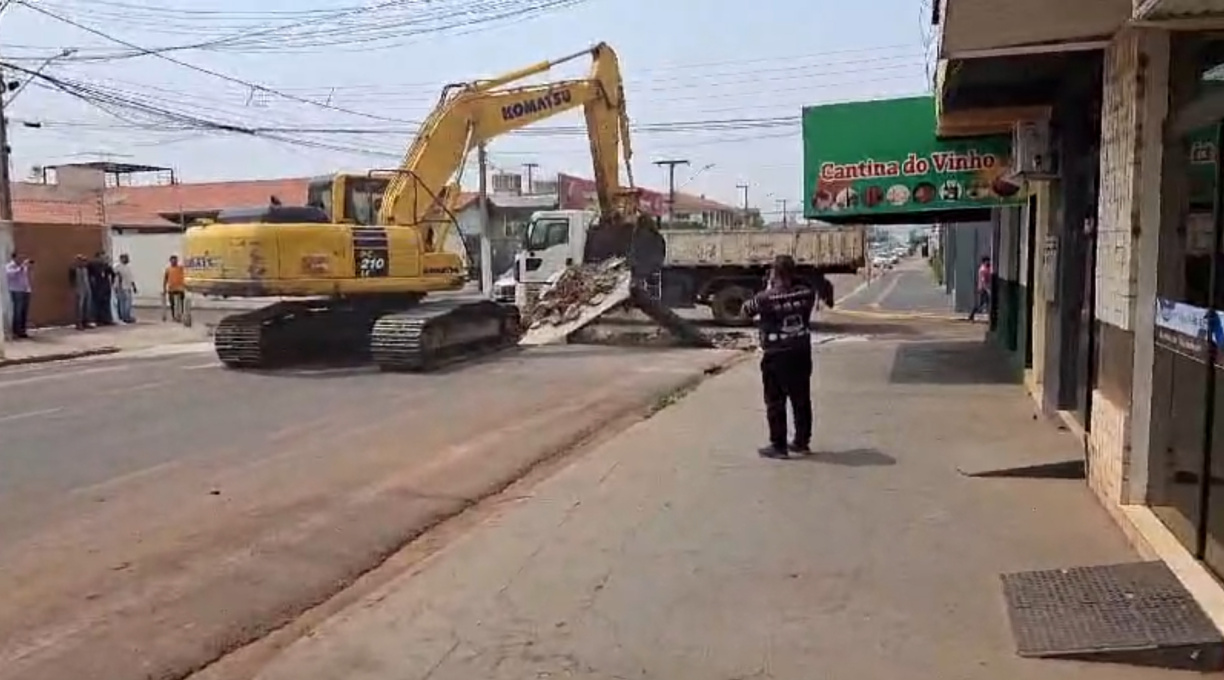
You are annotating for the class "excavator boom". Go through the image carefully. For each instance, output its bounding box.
[379,43,640,246]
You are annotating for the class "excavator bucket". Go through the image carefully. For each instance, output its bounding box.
[582,214,666,281]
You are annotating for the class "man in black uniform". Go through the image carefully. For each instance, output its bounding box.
[741,255,825,459]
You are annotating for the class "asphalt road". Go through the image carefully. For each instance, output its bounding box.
[0,342,738,680]
[838,258,952,314]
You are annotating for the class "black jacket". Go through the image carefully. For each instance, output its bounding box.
[742,284,816,353]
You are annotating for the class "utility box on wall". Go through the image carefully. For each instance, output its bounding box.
[1012,120,1059,179]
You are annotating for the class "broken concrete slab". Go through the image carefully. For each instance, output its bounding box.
[518,259,712,349]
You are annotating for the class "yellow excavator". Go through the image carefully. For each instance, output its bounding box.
[182,43,665,371]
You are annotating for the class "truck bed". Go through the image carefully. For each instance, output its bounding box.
[662,226,864,268]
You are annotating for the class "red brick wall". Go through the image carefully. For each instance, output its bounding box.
[13,221,106,327]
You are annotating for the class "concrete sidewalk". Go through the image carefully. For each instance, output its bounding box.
[248,326,1178,680]
[0,320,207,366]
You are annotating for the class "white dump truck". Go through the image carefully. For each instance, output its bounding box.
[508,209,866,326]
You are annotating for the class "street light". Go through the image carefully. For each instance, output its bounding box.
[678,163,715,190]
[7,49,77,105]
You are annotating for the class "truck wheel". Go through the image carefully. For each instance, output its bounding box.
[710,285,754,327]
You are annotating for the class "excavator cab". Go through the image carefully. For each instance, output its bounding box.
[305,174,389,226]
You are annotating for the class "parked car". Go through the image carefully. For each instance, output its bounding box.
[491,267,517,303]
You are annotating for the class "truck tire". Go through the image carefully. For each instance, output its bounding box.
[710,284,755,327]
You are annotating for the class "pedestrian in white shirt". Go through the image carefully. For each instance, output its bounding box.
[5,251,32,338]
[113,253,137,324]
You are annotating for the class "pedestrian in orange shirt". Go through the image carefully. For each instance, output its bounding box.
[163,255,186,322]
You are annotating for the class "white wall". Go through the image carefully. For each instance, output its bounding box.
[111,230,184,306]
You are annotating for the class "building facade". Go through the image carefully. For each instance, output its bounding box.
[936,0,1224,625]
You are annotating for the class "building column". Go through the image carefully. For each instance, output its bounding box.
[1089,26,1170,506]
[1027,185,1052,393]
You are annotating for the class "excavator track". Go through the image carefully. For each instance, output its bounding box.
[213,299,410,369]
[370,298,521,372]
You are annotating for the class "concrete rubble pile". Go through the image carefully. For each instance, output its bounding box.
[523,258,632,330]
[518,259,716,349]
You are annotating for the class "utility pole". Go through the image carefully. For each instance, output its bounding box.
[477,143,493,295]
[654,159,689,225]
[736,183,749,226]
[522,162,538,195]
[0,66,13,356]
[776,198,788,228]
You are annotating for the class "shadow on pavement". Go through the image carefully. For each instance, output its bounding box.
[888,340,1018,385]
[796,447,896,466]
[815,320,922,338]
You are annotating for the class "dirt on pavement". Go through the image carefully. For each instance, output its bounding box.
[0,345,742,680]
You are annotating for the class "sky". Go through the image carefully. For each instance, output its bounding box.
[1,0,937,220]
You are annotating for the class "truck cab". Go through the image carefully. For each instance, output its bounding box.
[513,209,598,307]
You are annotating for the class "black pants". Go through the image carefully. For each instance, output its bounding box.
[92,284,113,325]
[9,291,29,337]
[760,347,813,449]
[968,289,990,320]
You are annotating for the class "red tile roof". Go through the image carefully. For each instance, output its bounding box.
[105,177,316,227]
[673,192,737,213]
[11,178,316,227]
[10,173,731,228]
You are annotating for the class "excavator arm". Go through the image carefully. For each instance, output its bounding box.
[377,43,641,249]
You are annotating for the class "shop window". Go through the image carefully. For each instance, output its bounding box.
[1150,37,1224,580]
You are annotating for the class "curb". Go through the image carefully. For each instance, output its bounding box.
[0,346,121,368]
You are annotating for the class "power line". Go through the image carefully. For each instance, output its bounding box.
[8,66,813,163]
[14,0,591,58]
[14,0,420,123]
[53,67,924,127]
[11,0,930,140]
[8,60,818,135]
[17,62,924,137]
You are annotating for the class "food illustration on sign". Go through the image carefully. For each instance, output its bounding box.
[940,180,962,201]
[913,182,936,204]
[813,179,850,211]
[864,185,884,208]
[834,186,858,210]
[886,184,910,206]
[991,173,1022,197]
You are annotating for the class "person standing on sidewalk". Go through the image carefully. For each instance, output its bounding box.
[5,251,32,339]
[163,255,186,323]
[88,251,116,326]
[968,256,992,322]
[113,253,137,324]
[68,254,93,330]
[741,254,819,459]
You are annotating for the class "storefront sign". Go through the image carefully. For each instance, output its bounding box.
[1154,297,1224,361]
[802,96,1026,219]
[1187,126,1218,207]
[556,173,667,216]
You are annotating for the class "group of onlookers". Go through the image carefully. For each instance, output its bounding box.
[4,251,188,337]
[65,251,138,330]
